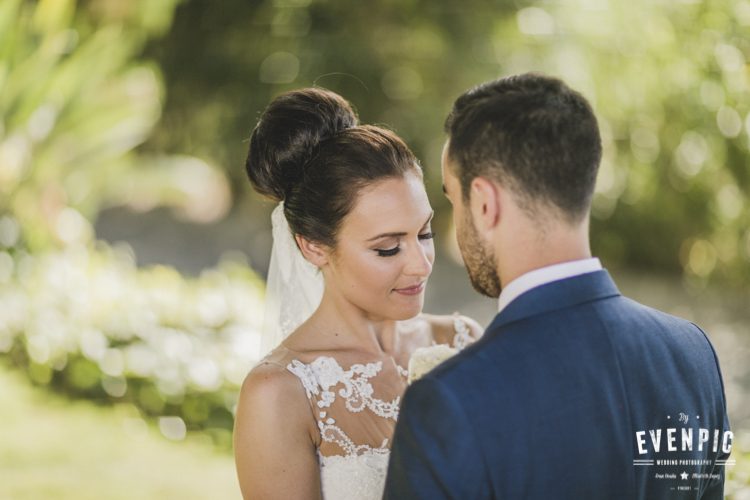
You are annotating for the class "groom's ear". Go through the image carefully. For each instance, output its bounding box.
[469,177,500,232]
[295,235,329,268]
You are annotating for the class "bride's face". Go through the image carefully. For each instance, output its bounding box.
[326,171,435,320]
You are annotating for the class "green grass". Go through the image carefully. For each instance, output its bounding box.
[0,364,241,500]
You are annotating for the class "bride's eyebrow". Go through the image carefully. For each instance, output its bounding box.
[366,211,434,242]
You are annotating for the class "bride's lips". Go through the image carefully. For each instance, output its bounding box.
[393,282,425,296]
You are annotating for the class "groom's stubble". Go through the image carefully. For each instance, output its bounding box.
[457,207,502,298]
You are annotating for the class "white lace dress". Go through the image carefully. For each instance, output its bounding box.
[258,316,474,500]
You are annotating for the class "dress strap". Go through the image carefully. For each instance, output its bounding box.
[286,359,321,400]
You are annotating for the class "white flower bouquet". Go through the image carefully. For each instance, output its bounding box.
[407,344,458,384]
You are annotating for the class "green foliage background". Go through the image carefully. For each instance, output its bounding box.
[145,0,750,288]
[3,0,749,289]
[0,0,261,451]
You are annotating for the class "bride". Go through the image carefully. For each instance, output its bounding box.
[233,87,482,500]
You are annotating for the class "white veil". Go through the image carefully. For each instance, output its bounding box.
[260,202,324,357]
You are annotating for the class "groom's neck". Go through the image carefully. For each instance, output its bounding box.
[496,217,592,288]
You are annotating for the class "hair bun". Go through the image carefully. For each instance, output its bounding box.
[246,87,359,201]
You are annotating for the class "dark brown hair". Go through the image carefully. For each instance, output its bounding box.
[445,73,602,221]
[246,88,421,247]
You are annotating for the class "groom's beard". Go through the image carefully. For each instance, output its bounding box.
[458,210,502,298]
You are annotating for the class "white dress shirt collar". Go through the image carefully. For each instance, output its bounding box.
[497,258,603,313]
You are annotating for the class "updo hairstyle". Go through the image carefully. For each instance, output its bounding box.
[246,88,421,247]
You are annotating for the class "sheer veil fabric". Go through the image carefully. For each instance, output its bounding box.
[260,202,324,356]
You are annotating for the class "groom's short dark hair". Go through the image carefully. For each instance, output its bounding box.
[444,73,602,222]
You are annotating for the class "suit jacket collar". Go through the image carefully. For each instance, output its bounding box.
[484,269,621,334]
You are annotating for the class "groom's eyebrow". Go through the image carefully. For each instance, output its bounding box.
[367,212,434,241]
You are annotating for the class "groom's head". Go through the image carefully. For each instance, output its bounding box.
[442,73,602,298]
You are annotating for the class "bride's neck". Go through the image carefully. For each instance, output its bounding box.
[306,291,399,357]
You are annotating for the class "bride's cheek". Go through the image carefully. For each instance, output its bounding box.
[363,257,400,291]
[350,254,387,287]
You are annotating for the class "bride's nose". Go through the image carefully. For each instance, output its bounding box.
[403,239,433,277]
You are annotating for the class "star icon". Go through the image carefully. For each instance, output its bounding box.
[680,471,689,480]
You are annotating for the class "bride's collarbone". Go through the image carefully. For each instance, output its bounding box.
[282,343,402,369]
[278,313,460,364]
[281,323,408,358]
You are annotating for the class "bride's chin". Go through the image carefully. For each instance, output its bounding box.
[388,300,425,320]
[385,312,420,323]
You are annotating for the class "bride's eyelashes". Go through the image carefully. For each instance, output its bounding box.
[376,246,401,257]
[374,232,435,257]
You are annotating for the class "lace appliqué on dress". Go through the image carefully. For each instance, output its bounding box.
[282,317,474,500]
[287,356,399,458]
[452,314,473,350]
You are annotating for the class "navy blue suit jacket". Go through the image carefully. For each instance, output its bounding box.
[384,270,731,499]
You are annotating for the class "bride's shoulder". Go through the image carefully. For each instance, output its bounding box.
[234,356,321,492]
[236,356,319,441]
[238,344,320,413]
[239,358,304,408]
[417,312,484,346]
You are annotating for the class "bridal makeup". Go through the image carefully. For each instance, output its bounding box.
[324,171,435,320]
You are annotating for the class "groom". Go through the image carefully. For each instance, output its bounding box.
[384,73,731,499]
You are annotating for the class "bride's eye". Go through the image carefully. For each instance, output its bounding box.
[374,231,433,257]
[376,246,400,257]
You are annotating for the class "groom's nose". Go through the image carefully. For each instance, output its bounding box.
[403,241,433,277]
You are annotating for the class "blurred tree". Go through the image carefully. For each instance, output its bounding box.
[0,0,230,253]
[514,0,750,288]
[143,0,750,287]
[0,0,262,448]
[142,0,517,195]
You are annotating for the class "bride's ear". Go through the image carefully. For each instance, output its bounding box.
[295,234,330,268]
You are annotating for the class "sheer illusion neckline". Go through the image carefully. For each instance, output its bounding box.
[277,341,410,372]
[278,346,409,380]
[276,313,473,384]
